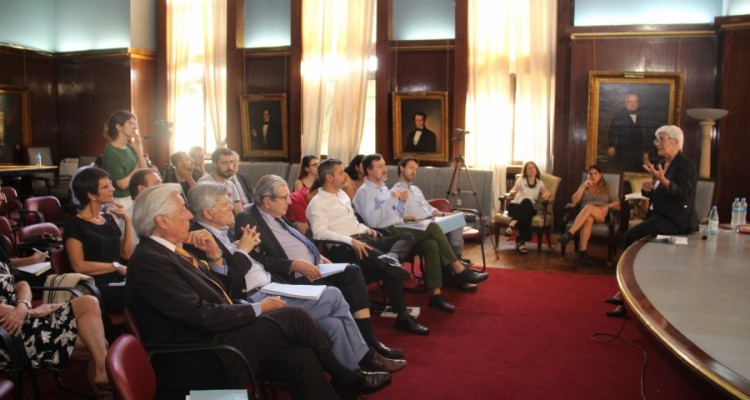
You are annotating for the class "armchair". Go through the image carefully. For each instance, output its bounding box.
[428,198,487,271]
[493,172,561,251]
[561,172,623,266]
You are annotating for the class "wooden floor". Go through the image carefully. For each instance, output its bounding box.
[463,232,618,276]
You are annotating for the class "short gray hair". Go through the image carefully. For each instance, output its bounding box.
[253,174,287,204]
[187,182,228,222]
[132,183,184,237]
[655,125,684,150]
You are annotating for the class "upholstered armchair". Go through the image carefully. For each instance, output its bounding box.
[493,172,561,251]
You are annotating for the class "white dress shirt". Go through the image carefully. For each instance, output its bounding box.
[307,189,369,244]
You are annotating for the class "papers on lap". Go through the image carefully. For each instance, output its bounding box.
[16,261,51,276]
[393,212,466,233]
[188,389,248,400]
[317,263,348,279]
[261,282,326,300]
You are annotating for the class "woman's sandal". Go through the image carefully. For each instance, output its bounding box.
[516,242,528,254]
[504,227,514,237]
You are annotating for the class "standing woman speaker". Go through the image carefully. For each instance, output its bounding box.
[101,110,149,213]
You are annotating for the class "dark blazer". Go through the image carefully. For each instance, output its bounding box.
[644,152,699,232]
[235,204,295,282]
[404,127,437,153]
[184,222,254,300]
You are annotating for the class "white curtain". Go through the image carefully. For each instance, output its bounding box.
[202,0,227,149]
[300,0,375,162]
[464,0,556,202]
[166,0,226,151]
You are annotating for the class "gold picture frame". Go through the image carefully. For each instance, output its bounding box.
[587,71,683,173]
[392,92,449,162]
[240,94,288,158]
[0,86,31,164]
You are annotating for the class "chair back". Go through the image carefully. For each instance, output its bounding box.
[23,196,63,226]
[695,179,716,224]
[427,198,452,213]
[0,235,15,258]
[106,334,156,400]
[50,247,74,274]
[18,222,61,243]
[59,158,80,177]
[0,217,14,245]
[0,186,20,217]
[124,308,144,342]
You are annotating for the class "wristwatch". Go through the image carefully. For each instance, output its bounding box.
[112,261,122,273]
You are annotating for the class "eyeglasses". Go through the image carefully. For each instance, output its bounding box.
[654,136,674,145]
[98,182,114,190]
[273,194,291,201]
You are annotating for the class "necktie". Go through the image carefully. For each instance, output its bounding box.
[276,218,320,265]
[174,246,233,304]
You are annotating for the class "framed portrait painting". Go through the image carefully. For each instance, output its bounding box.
[240,94,288,158]
[392,92,449,162]
[0,87,31,164]
[586,71,683,174]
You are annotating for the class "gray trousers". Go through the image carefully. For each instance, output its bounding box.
[251,286,368,370]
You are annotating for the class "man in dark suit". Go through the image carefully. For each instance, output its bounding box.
[127,183,390,397]
[251,108,283,150]
[235,175,405,360]
[404,111,437,153]
[607,93,652,172]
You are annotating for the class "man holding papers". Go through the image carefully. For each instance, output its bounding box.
[392,157,475,291]
[307,159,429,335]
[354,154,489,313]
[184,182,405,374]
[127,184,392,398]
[235,175,406,360]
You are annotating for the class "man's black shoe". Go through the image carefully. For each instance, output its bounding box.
[428,294,455,313]
[447,280,478,292]
[351,370,391,394]
[604,297,624,306]
[376,255,411,280]
[454,268,489,284]
[371,341,404,359]
[606,305,627,318]
[394,313,430,335]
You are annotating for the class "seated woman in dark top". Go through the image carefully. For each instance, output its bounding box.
[64,167,134,313]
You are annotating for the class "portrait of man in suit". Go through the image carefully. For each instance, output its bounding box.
[404,111,437,153]
[241,94,288,157]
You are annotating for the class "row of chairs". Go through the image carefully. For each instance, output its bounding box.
[1,186,69,234]
[492,171,716,266]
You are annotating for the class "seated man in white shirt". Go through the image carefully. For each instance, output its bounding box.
[353,154,489,313]
[184,182,405,374]
[307,159,429,335]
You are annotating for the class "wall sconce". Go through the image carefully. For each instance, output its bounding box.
[686,108,729,178]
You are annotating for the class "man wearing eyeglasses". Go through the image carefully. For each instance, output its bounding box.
[235,174,406,360]
[198,148,243,215]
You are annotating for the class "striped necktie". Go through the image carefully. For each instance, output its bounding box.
[276,218,320,265]
[175,246,233,304]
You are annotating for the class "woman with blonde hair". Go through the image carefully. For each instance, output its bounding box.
[505,161,550,254]
[558,165,619,266]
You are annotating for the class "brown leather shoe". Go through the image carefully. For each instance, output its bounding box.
[364,351,407,373]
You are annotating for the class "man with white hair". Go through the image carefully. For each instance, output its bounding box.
[127,183,391,397]
[184,182,406,374]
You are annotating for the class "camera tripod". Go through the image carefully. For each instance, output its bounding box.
[445,137,488,269]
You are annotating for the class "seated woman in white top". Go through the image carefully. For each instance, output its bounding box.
[506,162,550,254]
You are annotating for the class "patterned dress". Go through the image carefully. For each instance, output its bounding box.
[0,262,77,371]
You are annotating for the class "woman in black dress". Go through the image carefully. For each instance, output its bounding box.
[64,167,134,313]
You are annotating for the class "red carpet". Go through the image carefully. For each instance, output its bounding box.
[369,269,709,399]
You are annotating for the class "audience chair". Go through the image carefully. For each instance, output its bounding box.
[0,216,15,247]
[120,311,260,399]
[23,195,76,228]
[18,222,61,243]
[106,334,157,400]
[493,172,561,252]
[561,172,623,266]
[47,158,80,203]
[428,198,487,271]
[0,378,13,400]
[25,147,55,196]
[0,186,35,231]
